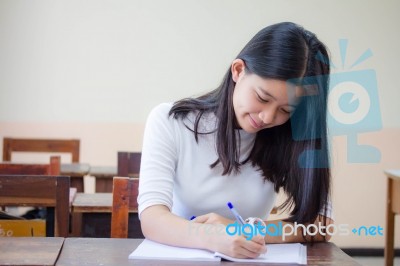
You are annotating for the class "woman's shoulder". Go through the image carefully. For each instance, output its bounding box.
[149,102,174,116]
[143,103,175,129]
[147,102,217,132]
[145,102,175,122]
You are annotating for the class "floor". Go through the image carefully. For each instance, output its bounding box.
[353,256,400,266]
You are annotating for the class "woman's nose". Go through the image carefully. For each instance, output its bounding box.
[259,107,276,125]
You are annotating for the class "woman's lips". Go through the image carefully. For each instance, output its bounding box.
[249,114,263,129]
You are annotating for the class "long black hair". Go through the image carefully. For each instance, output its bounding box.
[169,22,331,225]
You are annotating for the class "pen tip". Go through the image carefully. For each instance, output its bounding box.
[227,202,233,208]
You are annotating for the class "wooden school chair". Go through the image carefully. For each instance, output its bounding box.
[86,151,141,193]
[0,174,70,237]
[111,176,139,238]
[0,155,61,175]
[0,156,71,237]
[384,170,400,266]
[3,137,80,163]
[117,152,141,177]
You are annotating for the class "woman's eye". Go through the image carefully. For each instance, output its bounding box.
[281,109,292,115]
[256,93,268,103]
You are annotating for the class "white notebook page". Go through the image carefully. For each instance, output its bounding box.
[129,239,307,264]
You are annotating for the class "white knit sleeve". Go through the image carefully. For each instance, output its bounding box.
[137,103,177,218]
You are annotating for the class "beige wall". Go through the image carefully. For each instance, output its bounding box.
[1,0,399,248]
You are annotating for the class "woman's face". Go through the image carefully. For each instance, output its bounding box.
[231,59,300,133]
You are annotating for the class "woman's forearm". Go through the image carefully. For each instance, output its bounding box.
[140,205,217,250]
[140,205,268,259]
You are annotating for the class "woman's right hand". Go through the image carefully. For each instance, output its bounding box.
[193,212,267,258]
[209,228,267,258]
[141,206,266,258]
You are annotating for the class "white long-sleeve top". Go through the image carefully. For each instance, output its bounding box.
[138,103,277,221]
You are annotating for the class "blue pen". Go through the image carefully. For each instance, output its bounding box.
[227,202,246,225]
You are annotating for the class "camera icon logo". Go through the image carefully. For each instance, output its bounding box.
[328,69,382,164]
[289,39,382,168]
[329,80,370,126]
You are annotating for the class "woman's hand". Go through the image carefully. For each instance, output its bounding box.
[213,233,267,259]
[192,212,267,259]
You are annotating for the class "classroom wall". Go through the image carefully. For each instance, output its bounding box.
[1,0,399,248]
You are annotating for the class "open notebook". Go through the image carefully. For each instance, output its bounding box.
[129,239,307,264]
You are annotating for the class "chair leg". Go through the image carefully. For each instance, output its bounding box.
[385,178,394,266]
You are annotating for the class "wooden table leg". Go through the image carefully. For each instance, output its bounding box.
[70,212,82,237]
[385,178,394,266]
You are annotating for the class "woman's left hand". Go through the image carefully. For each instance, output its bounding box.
[192,212,234,226]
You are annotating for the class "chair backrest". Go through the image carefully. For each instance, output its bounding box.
[111,176,138,238]
[0,156,61,175]
[0,175,70,237]
[117,152,141,177]
[3,138,80,163]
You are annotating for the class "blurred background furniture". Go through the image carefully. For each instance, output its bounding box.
[3,137,80,163]
[0,174,70,237]
[88,151,141,193]
[71,176,142,238]
[117,152,141,177]
[0,156,76,237]
[0,155,60,175]
[88,166,117,193]
[60,163,90,193]
[111,176,139,238]
[384,169,400,266]
[2,137,90,192]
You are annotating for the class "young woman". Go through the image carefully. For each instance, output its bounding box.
[138,22,333,259]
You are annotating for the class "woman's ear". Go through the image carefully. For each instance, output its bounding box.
[231,59,246,83]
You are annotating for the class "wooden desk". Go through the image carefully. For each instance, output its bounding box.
[0,237,64,266]
[61,163,90,192]
[88,166,117,192]
[89,166,140,193]
[55,238,360,266]
[384,169,400,266]
[61,163,90,237]
[71,193,142,238]
[63,165,136,193]
[307,243,361,265]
